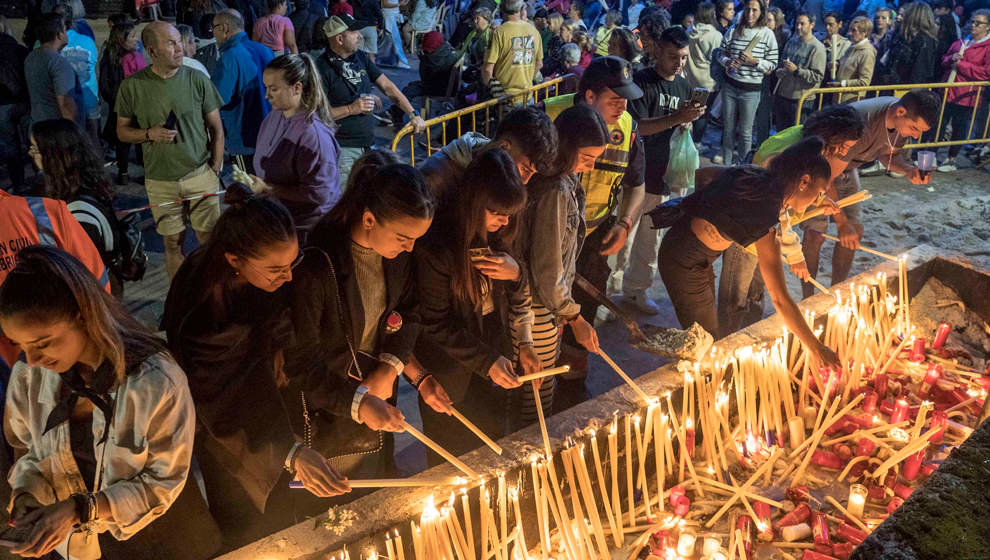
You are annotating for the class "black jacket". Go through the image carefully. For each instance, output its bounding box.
[0,33,29,105]
[420,43,460,97]
[884,33,938,85]
[162,246,378,510]
[414,230,533,403]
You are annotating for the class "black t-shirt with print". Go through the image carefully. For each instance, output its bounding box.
[628,67,693,195]
[316,49,384,148]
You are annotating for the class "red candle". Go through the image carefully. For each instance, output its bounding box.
[856,437,877,457]
[890,398,910,424]
[893,482,914,500]
[930,410,948,443]
[932,322,951,349]
[862,390,879,414]
[802,551,840,560]
[786,486,812,503]
[774,502,812,529]
[811,450,843,469]
[812,512,831,546]
[921,462,938,476]
[874,373,889,396]
[754,501,773,541]
[834,523,868,545]
[649,529,670,554]
[673,495,691,517]
[909,338,926,362]
[668,484,685,506]
[831,542,855,559]
[902,448,926,480]
[887,497,905,513]
[867,484,886,500]
[884,471,897,490]
[919,364,941,397]
[737,515,753,556]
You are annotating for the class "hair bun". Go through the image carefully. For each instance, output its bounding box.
[223,181,255,207]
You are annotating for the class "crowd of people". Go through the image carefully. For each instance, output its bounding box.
[0,0,982,557]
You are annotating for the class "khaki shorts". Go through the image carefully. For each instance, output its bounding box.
[358,26,378,54]
[145,163,221,237]
[801,169,861,233]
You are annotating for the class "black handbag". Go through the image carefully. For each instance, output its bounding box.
[298,252,384,477]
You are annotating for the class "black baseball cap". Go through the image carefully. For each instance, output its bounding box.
[323,13,368,37]
[578,56,643,100]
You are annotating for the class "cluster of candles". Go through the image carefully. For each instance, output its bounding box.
[347,268,985,560]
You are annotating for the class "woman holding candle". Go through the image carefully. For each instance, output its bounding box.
[936,10,990,172]
[414,149,542,462]
[163,184,371,550]
[655,137,842,371]
[1,246,219,559]
[515,104,608,428]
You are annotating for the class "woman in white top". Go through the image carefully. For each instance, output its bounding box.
[1,246,216,560]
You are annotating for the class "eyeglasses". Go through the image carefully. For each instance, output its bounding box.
[973,20,990,26]
[244,251,304,283]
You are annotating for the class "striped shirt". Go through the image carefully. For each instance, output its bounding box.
[720,25,778,88]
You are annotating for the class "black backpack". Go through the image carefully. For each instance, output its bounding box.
[68,195,148,282]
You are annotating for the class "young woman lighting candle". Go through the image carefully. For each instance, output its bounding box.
[414,149,541,461]
[656,137,842,372]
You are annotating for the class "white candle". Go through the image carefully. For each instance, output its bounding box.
[847,483,867,518]
[625,414,635,526]
[677,531,697,556]
[702,536,721,557]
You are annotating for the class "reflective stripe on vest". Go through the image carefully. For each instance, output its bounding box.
[25,197,57,247]
[543,94,634,232]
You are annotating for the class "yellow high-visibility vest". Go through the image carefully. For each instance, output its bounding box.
[544,93,635,232]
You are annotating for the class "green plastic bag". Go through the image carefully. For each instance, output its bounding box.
[664,127,700,193]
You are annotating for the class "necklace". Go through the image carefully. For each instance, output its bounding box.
[884,125,900,173]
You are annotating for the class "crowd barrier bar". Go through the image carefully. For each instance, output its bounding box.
[391,75,576,165]
[795,81,990,150]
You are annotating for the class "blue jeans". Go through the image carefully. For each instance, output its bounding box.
[382,7,409,66]
[721,81,761,165]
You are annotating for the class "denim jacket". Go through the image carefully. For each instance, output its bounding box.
[518,173,586,320]
[4,354,195,560]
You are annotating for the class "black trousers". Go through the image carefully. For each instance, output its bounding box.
[943,102,982,158]
[772,95,814,132]
[657,217,722,336]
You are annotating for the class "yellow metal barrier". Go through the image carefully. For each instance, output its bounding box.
[795,81,990,149]
[390,75,576,165]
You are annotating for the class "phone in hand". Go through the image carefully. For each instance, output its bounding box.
[690,87,710,107]
[163,110,180,144]
[0,524,30,548]
[468,247,494,260]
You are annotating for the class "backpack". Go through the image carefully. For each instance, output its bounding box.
[67,195,148,282]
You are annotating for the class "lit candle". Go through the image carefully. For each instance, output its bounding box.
[702,537,721,557]
[498,471,507,555]
[932,322,951,349]
[753,501,773,541]
[676,531,697,557]
[919,364,941,397]
[385,533,396,560]
[862,389,879,414]
[890,398,910,424]
[608,419,622,533]
[394,529,406,560]
[625,414,635,527]
[847,483,867,518]
[460,489,475,560]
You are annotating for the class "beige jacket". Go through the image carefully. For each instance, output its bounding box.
[835,39,876,102]
[4,353,195,560]
[685,23,723,89]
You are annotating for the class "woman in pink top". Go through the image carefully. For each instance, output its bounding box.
[254,0,299,55]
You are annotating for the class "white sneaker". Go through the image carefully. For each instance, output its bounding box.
[623,294,661,315]
[396,61,411,69]
[712,155,724,164]
[937,160,958,172]
[859,161,885,176]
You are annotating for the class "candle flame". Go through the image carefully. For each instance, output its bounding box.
[422,495,440,521]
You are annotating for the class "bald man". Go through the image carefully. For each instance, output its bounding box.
[115,21,225,278]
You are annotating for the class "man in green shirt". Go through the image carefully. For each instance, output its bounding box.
[116,21,225,278]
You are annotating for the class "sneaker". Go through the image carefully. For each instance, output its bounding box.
[622,293,661,315]
[887,170,905,178]
[712,154,724,164]
[859,161,885,176]
[937,161,958,172]
[395,61,411,69]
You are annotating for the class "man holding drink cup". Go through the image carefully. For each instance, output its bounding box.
[316,14,426,186]
[800,89,940,297]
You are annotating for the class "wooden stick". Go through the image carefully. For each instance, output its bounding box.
[599,350,652,403]
[821,233,898,261]
[532,382,552,459]
[403,422,480,478]
[705,449,780,527]
[515,365,572,384]
[348,478,464,488]
[695,476,784,507]
[804,275,832,294]
[450,407,503,455]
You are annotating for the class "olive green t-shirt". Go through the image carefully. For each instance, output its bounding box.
[115,65,223,182]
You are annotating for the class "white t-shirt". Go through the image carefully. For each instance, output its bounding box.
[182,56,210,78]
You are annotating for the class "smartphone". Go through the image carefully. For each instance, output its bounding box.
[163,110,178,130]
[690,87,710,107]
[468,247,493,260]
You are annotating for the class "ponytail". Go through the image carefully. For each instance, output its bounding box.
[266,54,335,126]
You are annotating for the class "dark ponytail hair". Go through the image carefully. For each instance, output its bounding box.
[444,149,526,309]
[768,136,831,200]
[200,183,297,314]
[546,104,609,179]
[325,150,436,230]
[265,54,334,126]
[0,246,167,381]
